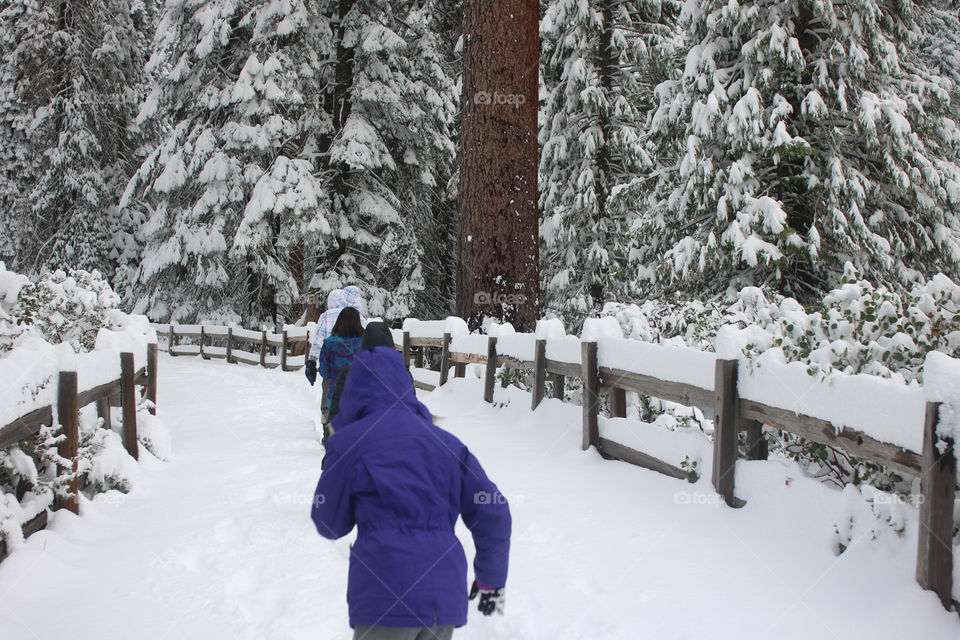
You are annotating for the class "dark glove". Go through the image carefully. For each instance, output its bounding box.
[469,580,505,616]
[305,359,317,385]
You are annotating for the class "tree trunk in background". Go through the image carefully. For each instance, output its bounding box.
[288,243,305,321]
[590,0,614,305]
[457,0,540,331]
[316,0,356,277]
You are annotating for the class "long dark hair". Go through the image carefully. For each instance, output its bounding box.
[332,306,364,338]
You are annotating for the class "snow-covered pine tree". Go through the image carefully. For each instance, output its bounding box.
[0,0,40,263]
[109,0,163,304]
[539,0,680,325]
[122,0,335,325]
[317,0,458,320]
[626,0,960,301]
[918,2,960,96]
[0,0,148,276]
[408,0,461,321]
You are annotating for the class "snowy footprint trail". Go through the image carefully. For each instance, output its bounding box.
[0,356,958,639]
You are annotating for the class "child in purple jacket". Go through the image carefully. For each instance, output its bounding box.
[311,345,511,639]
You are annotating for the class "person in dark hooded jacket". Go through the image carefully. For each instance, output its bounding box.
[311,345,511,639]
[326,321,396,426]
[317,307,364,417]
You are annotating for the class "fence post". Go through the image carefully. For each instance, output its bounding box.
[916,402,956,608]
[259,330,268,367]
[552,373,565,399]
[96,397,110,429]
[146,342,158,416]
[483,337,498,403]
[455,361,466,378]
[415,345,425,369]
[712,359,740,507]
[226,327,234,364]
[402,331,412,369]
[744,419,767,460]
[531,339,547,410]
[57,370,79,514]
[610,387,627,418]
[439,333,452,386]
[581,342,600,451]
[281,330,289,371]
[200,326,207,359]
[169,325,177,356]
[120,352,139,460]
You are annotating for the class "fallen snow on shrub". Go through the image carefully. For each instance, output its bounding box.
[597,263,960,491]
[137,412,173,462]
[0,265,167,549]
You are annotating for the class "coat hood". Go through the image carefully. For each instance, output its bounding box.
[341,285,363,313]
[360,322,394,350]
[327,289,344,310]
[333,347,430,427]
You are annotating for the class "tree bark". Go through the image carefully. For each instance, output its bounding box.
[457,0,540,331]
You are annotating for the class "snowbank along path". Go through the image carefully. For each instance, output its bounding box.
[0,355,958,639]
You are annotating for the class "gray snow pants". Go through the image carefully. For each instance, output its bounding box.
[320,377,331,423]
[352,625,454,640]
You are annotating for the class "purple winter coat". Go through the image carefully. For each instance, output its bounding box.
[311,347,511,628]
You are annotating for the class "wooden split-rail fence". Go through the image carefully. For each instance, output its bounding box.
[156,321,958,610]
[157,323,310,370]
[0,343,159,561]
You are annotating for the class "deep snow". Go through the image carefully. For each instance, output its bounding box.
[0,355,957,639]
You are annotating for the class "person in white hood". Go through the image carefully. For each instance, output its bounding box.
[340,285,364,316]
[305,286,368,397]
[307,289,345,365]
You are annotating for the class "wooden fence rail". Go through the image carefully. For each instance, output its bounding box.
[161,323,308,371]
[0,343,159,562]
[152,321,958,609]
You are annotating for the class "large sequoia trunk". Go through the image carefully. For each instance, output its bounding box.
[456,0,540,331]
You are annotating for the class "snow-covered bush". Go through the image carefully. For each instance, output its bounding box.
[0,264,169,551]
[0,262,30,354]
[16,268,124,352]
[0,424,63,551]
[80,413,140,495]
[136,413,172,462]
[601,295,727,351]
[832,485,916,556]
[603,264,960,381]
[724,264,960,383]
[599,264,960,491]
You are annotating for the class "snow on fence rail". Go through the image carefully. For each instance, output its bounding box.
[153,323,310,371]
[151,318,958,609]
[0,343,159,561]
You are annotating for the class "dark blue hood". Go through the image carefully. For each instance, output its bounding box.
[360,321,395,350]
[333,346,431,428]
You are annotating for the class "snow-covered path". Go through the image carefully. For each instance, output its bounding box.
[0,355,958,639]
